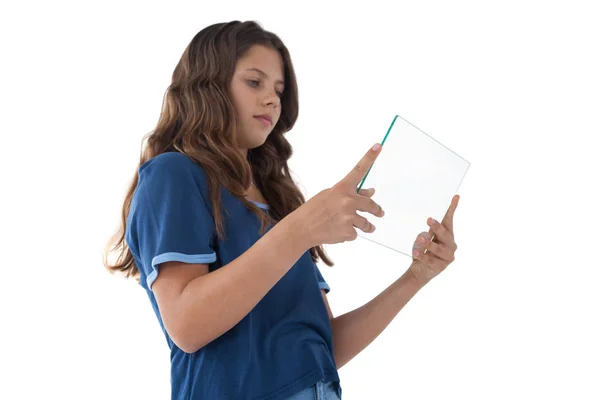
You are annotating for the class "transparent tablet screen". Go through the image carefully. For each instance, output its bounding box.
[357,115,471,257]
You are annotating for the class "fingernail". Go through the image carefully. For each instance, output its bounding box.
[413,250,420,257]
[418,237,425,244]
[372,143,381,151]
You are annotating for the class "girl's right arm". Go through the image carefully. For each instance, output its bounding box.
[152,144,384,354]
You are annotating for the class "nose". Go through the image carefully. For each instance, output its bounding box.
[261,88,281,107]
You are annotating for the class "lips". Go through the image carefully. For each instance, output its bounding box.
[254,114,272,126]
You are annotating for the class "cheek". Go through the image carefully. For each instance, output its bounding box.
[231,90,244,109]
[230,85,249,112]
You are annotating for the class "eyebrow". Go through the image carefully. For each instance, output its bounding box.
[245,68,285,86]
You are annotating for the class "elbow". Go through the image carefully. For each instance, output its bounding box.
[174,336,202,354]
[177,343,203,355]
[167,322,210,354]
[334,356,348,370]
[171,331,209,354]
[161,303,227,354]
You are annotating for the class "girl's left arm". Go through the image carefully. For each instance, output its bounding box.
[325,195,460,368]
[324,266,425,369]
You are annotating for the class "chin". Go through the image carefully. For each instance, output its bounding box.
[239,138,266,151]
[250,138,268,149]
[239,125,273,149]
[254,130,273,146]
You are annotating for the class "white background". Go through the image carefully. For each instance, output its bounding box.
[1,0,599,399]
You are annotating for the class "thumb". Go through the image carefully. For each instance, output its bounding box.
[341,143,382,189]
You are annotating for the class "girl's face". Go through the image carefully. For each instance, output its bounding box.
[230,45,285,154]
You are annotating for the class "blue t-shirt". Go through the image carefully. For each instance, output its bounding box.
[125,152,341,399]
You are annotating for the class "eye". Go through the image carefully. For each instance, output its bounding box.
[247,79,283,98]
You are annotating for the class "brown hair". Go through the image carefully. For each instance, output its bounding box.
[103,21,333,282]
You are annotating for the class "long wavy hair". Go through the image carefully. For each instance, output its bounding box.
[103,21,334,282]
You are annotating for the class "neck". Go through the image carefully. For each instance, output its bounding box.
[237,146,248,159]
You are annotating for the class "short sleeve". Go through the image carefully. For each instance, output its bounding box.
[314,263,331,293]
[126,153,217,291]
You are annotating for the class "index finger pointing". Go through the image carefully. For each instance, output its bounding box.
[442,194,460,233]
[342,143,382,189]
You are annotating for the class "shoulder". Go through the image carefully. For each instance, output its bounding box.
[138,152,208,186]
[139,151,201,176]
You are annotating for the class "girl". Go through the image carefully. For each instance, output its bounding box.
[104,20,459,400]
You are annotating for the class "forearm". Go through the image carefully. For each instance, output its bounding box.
[330,266,426,368]
[177,215,309,352]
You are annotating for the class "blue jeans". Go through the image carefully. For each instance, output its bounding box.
[285,381,341,400]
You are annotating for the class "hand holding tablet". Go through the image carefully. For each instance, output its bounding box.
[356,114,470,258]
